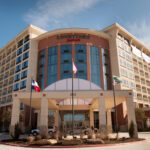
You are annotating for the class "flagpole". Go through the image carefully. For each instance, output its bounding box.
[29,77,33,131]
[72,63,74,137]
[112,80,119,139]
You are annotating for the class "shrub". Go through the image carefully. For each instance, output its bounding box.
[128,121,134,138]
[11,123,21,140]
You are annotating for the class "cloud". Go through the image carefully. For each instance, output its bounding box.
[23,0,100,29]
[127,21,150,48]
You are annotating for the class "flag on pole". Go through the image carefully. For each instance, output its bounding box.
[32,80,41,92]
[72,60,77,74]
[113,76,122,85]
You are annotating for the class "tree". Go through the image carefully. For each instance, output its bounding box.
[135,108,146,131]
[1,110,11,131]
[128,121,134,138]
[11,123,21,140]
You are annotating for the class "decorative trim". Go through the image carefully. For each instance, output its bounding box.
[43,93,46,97]
[14,94,17,97]
[100,93,103,96]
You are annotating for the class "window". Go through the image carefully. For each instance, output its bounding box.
[21,70,27,79]
[75,44,87,80]
[17,47,22,55]
[61,45,72,54]
[13,83,19,91]
[22,61,28,69]
[90,46,100,86]
[23,43,29,51]
[15,64,21,72]
[23,51,29,60]
[16,56,22,64]
[14,73,20,82]
[37,49,45,90]
[48,46,58,85]
[24,35,30,43]
[18,39,23,48]
[20,80,26,89]
[60,45,72,79]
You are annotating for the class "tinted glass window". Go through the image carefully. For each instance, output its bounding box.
[90,46,100,86]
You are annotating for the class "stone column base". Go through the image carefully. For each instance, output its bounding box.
[40,126,48,137]
[9,125,15,137]
[107,125,112,133]
[99,125,107,133]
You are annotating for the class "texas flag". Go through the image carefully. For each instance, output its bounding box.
[32,80,41,92]
[72,60,77,74]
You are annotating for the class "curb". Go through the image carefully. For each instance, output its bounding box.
[0,139,145,149]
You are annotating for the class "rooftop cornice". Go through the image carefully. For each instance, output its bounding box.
[35,28,110,41]
[1,24,46,51]
[102,23,150,53]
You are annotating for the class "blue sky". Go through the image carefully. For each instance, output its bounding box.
[0,0,150,48]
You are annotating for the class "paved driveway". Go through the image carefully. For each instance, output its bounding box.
[0,132,150,150]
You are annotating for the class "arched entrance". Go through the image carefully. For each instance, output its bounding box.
[44,78,101,133]
[10,78,138,138]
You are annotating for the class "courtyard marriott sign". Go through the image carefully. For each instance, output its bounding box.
[57,34,90,42]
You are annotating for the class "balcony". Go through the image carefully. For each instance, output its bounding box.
[145,73,149,78]
[135,78,140,82]
[6,56,11,62]
[134,68,139,74]
[143,96,148,102]
[147,89,150,94]
[136,87,141,92]
[9,79,13,85]
[142,88,147,93]
[144,66,148,72]
[5,64,10,71]
[139,64,143,69]
[140,71,144,76]
[141,79,145,85]
[133,61,138,66]
[11,52,16,59]
[137,96,142,100]
[146,81,150,87]
[2,60,5,65]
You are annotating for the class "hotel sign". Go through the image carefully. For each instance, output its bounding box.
[57,34,90,42]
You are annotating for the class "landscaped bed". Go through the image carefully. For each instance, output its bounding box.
[0,136,145,148]
[3,122,143,147]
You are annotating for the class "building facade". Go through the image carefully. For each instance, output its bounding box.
[0,23,150,133]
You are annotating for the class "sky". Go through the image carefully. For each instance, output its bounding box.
[0,0,150,48]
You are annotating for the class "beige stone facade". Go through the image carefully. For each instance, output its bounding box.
[103,23,150,106]
[0,23,150,136]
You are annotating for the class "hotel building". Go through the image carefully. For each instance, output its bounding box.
[0,23,150,135]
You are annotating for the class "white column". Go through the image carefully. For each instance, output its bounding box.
[10,94,20,136]
[89,108,94,128]
[126,92,138,138]
[37,110,41,128]
[40,95,48,137]
[106,109,112,133]
[99,92,106,132]
[54,110,59,127]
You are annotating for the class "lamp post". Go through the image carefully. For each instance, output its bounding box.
[29,77,33,132]
[71,72,74,137]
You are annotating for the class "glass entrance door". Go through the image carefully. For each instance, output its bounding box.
[63,113,86,134]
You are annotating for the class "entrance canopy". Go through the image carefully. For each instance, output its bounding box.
[44,78,102,91]
[10,79,138,138]
[12,78,133,110]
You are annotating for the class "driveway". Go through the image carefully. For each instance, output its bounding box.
[0,132,150,150]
